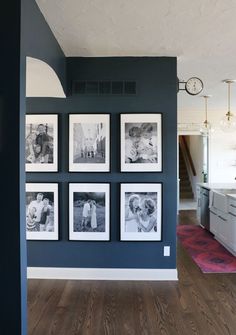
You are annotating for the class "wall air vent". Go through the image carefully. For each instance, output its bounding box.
[73,81,136,96]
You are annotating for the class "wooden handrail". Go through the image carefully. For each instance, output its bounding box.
[179,136,196,176]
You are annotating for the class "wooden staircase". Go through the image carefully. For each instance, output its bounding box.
[179,147,194,199]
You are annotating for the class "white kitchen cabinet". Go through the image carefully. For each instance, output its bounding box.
[228,197,236,216]
[197,185,236,256]
[217,212,228,246]
[210,209,218,236]
[227,213,236,252]
[196,185,201,223]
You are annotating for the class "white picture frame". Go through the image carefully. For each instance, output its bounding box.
[69,183,110,241]
[120,183,162,241]
[69,114,110,172]
[25,114,58,172]
[26,183,59,240]
[120,113,162,172]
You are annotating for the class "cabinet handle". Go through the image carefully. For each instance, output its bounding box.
[218,215,227,221]
[210,211,217,216]
[229,212,236,218]
[230,204,236,209]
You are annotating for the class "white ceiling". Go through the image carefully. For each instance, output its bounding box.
[36,0,236,115]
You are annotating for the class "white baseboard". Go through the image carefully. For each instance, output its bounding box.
[27,267,178,281]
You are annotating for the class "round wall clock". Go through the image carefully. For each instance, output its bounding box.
[185,77,204,95]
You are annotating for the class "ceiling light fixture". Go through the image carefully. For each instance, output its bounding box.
[200,95,212,136]
[220,79,236,132]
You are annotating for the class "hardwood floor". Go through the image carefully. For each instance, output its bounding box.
[28,210,236,335]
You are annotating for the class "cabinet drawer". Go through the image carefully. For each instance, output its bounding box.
[218,214,228,244]
[227,214,236,251]
[210,210,218,235]
[228,198,236,216]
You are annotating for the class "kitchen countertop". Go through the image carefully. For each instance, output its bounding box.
[227,194,236,199]
[197,183,236,191]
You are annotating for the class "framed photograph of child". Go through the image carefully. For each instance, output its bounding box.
[69,183,110,241]
[26,183,59,240]
[120,113,162,172]
[25,114,58,172]
[69,114,110,172]
[120,183,162,241]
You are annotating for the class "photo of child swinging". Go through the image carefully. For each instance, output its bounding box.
[120,113,162,172]
[25,114,58,172]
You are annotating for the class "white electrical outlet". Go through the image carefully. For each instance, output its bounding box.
[164,246,170,256]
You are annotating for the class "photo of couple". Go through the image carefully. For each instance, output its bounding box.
[125,122,157,164]
[73,192,106,232]
[125,192,157,233]
[26,192,54,233]
[25,123,54,164]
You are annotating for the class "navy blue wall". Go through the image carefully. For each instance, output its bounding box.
[0,0,69,332]
[27,57,177,269]
[0,2,27,334]
[21,0,66,92]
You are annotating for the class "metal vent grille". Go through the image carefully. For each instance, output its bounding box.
[73,81,136,95]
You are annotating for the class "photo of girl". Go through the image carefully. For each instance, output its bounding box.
[137,198,157,232]
[125,193,157,233]
[91,200,98,229]
[125,194,141,232]
[26,206,37,232]
[120,183,162,241]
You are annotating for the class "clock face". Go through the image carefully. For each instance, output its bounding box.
[185,77,203,95]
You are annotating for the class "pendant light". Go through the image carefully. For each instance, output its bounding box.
[220,79,236,132]
[200,95,211,136]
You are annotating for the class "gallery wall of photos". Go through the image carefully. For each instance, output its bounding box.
[25,113,163,242]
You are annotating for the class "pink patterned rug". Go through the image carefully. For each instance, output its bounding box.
[177,225,236,273]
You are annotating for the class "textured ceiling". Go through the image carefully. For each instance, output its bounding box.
[36,0,236,115]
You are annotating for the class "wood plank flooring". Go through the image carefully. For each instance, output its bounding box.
[28,210,236,335]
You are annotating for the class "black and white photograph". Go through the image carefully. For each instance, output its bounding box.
[120,113,162,172]
[69,183,110,240]
[25,114,58,172]
[26,183,58,240]
[120,183,162,241]
[69,114,110,172]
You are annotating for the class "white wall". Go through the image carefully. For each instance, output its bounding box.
[179,109,236,183]
[209,131,236,183]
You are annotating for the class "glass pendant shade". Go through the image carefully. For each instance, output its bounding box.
[200,95,211,136]
[220,80,236,132]
[220,112,236,132]
[200,120,211,136]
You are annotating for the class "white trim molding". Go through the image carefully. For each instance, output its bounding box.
[27,267,178,281]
